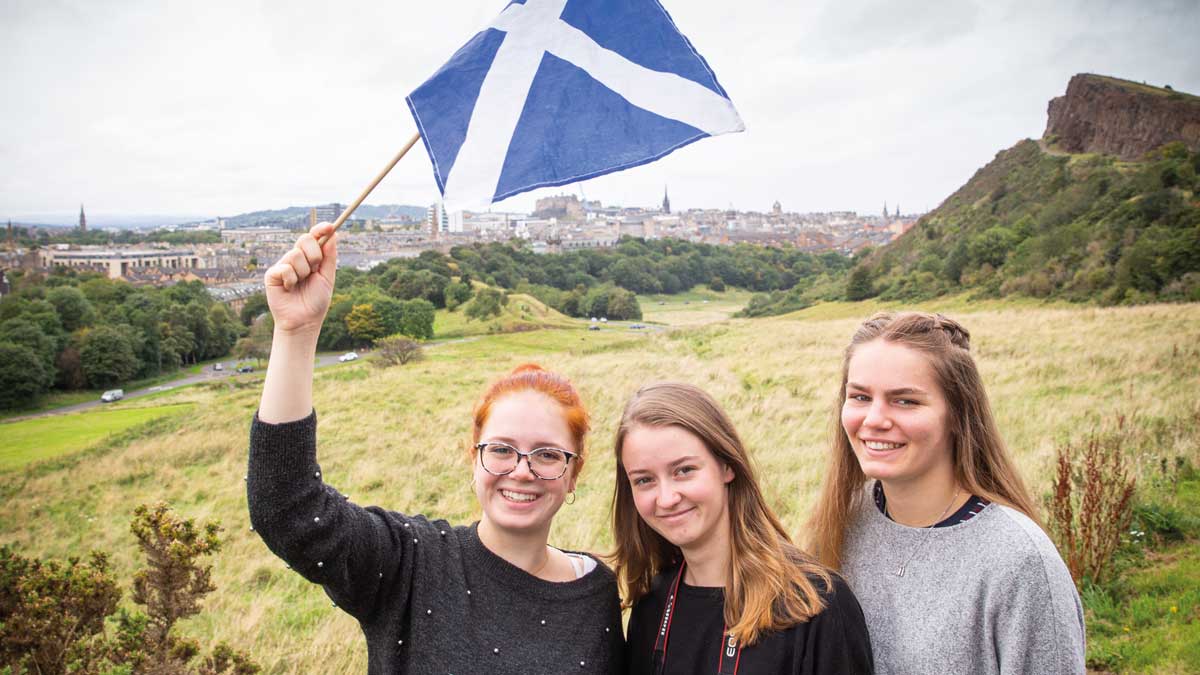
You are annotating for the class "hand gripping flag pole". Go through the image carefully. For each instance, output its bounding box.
[317,131,421,246]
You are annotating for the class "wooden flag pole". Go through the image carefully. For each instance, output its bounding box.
[318,131,422,246]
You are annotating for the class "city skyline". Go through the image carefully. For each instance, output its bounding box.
[3,0,1198,222]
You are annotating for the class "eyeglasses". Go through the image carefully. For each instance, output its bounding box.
[475,442,578,480]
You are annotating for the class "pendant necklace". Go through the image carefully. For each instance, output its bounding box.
[890,489,959,577]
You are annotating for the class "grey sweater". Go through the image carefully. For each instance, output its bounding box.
[247,411,624,674]
[841,493,1086,675]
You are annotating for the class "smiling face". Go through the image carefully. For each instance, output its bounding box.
[842,339,953,487]
[620,424,734,556]
[474,390,578,540]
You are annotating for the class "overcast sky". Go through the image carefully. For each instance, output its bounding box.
[3,0,1198,225]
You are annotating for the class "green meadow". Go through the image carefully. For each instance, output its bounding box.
[0,403,194,472]
[1,297,1198,674]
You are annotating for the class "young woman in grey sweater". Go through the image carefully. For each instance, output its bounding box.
[247,222,622,673]
[807,311,1086,674]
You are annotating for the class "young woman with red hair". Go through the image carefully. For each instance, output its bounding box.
[247,223,622,674]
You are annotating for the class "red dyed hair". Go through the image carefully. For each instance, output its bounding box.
[471,364,591,475]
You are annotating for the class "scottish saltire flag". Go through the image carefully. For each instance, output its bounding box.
[406,0,744,209]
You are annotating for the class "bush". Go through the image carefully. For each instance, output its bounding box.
[375,335,424,367]
[1048,419,1138,585]
[0,548,121,673]
[465,289,507,321]
[0,503,258,674]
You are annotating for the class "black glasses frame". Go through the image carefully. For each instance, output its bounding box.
[474,442,578,480]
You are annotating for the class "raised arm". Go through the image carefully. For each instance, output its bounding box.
[259,222,337,423]
[248,222,397,620]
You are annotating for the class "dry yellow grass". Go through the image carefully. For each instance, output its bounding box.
[2,301,1198,673]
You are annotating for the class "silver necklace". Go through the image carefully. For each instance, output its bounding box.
[889,490,960,577]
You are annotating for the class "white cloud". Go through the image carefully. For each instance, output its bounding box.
[2,0,1197,222]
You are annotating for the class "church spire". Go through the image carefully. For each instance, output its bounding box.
[79,204,87,232]
[662,186,671,214]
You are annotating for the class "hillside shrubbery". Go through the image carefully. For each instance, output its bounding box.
[0,503,258,675]
[738,141,1200,316]
[858,141,1200,305]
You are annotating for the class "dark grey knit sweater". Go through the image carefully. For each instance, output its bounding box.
[247,411,624,674]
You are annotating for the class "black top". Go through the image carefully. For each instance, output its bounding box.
[247,411,624,674]
[624,566,874,675]
[873,480,990,527]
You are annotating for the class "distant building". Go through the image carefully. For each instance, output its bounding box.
[533,194,585,220]
[310,203,344,228]
[447,208,464,233]
[39,248,203,280]
[426,202,450,236]
[662,186,671,214]
[79,204,87,232]
[221,228,295,245]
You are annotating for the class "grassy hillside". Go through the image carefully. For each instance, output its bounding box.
[860,139,1200,304]
[432,291,579,338]
[2,302,1198,673]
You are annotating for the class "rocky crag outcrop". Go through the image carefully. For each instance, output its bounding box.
[1043,74,1200,160]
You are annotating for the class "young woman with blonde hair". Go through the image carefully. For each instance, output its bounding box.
[613,382,873,674]
[808,311,1085,674]
[247,222,623,673]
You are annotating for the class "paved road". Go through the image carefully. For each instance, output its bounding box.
[5,353,346,422]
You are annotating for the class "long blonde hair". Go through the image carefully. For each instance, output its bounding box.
[611,382,831,646]
[806,311,1040,570]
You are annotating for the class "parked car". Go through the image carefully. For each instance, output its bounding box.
[100,389,124,403]
[629,323,646,329]
[338,351,359,362]
[213,363,224,371]
[236,365,254,373]
[587,325,600,331]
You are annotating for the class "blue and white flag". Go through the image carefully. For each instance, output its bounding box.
[406,0,744,209]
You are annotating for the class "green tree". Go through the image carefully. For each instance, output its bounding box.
[318,296,354,351]
[239,293,269,326]
[46,286,96,332]
[465,289,506,321]
[80,325,140,388]
[233,316,272,366]
[604,287,642,320]
[846,265,875,301]
[207,304,240,359]
[345,304,386,345]
[444,281,473,310]
[0,318,57,378]
[967,226,1021,268]
[388,269,449,308]
[0,342,52,408]
[399,299,435,339]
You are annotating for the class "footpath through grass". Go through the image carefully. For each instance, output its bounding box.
[0,403,195,472]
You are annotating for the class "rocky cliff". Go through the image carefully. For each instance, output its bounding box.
[1043,74,1200,160]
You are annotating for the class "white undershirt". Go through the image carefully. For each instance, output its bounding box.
[563,551,598,578]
